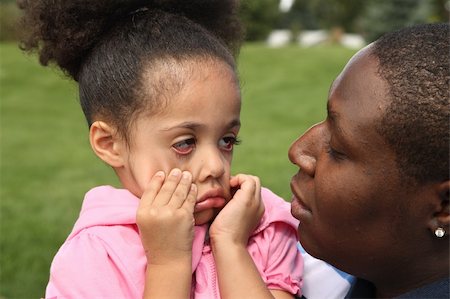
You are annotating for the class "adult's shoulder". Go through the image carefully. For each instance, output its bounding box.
[396,277,450,299]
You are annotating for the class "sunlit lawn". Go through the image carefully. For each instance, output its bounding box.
[0,42,355,298]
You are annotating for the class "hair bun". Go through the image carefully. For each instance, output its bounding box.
[17,1,135,78]
[18,0,242,79]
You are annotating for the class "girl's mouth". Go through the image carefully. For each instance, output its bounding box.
[195,189,227,212]
[194,196,226,212]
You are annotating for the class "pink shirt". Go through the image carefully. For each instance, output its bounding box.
[46,186,303,298]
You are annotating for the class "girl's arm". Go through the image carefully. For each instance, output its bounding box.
[210,238,294,299]
[209,174,295,299]
[137,169,197,299]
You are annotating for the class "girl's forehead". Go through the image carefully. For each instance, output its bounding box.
[138,56,240,116]
[144,56,237,81]
[140,57,239,103]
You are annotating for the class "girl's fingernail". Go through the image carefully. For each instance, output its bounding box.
[154,171,165,177]
[171,168,181,177]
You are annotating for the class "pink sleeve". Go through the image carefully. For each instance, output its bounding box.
[45,233,139,299]
[248,222,303,296]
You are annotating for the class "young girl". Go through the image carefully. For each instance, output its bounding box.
[19,0,303,298]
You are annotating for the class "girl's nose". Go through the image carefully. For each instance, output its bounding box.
[288,122,325,178]
[197,147,226,182]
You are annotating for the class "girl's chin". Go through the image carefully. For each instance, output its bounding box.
[194,209,219,225]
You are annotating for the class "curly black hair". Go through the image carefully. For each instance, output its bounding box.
[372,23,449,183]
[17,0,244,141]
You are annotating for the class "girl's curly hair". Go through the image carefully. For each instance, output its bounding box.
[18,0,244,140]
[18,0,243,79]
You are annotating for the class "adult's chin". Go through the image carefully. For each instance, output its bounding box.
[291,195,312,222]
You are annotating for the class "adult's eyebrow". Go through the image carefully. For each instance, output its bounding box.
[326,101,348,140]
[326,101,338,123]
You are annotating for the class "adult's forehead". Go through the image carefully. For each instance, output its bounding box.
[326,45,391,143]
[331,46,388,106]
[328,44,371,96]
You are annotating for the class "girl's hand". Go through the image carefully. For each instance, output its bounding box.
[136,169,197,266]
[209,174,264,246]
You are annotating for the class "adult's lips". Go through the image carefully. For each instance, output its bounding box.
[290,176,312,218]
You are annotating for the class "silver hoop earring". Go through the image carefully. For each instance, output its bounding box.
[434,227,445,238]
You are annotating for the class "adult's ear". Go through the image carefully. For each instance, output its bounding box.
[428,180,450,238]
[89,121,125,168]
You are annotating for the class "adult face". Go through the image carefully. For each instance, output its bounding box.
[288,46,434,285]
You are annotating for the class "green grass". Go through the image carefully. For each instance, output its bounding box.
[0,42,355,298]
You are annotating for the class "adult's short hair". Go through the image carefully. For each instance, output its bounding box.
[372,23,449,183]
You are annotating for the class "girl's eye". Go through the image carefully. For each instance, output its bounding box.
[172,138,196,155]
[219,136,241,151]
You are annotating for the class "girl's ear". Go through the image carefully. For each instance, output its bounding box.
[89,121,125,168]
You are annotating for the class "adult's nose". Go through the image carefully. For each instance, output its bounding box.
[288,122,325,178]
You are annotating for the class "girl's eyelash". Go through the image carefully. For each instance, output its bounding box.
[172,138,196,155]
[174,151,190,160]
[225,136,242,148]
[173,138,195,147]
[227,136,242,145]
[218,135,241,152]
[172,135,242,158]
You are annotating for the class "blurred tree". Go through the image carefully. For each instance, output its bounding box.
[310,0,367,32]
[360,0,434,42]
[280,0,367,32]
[0,1,21,41]
[430,0,449,21]
[239,0,281,41]
[278,0,319,31]
[277,0,445,44]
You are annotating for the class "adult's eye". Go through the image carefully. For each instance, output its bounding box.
[172,138,196,155]
[325,142,346,161]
